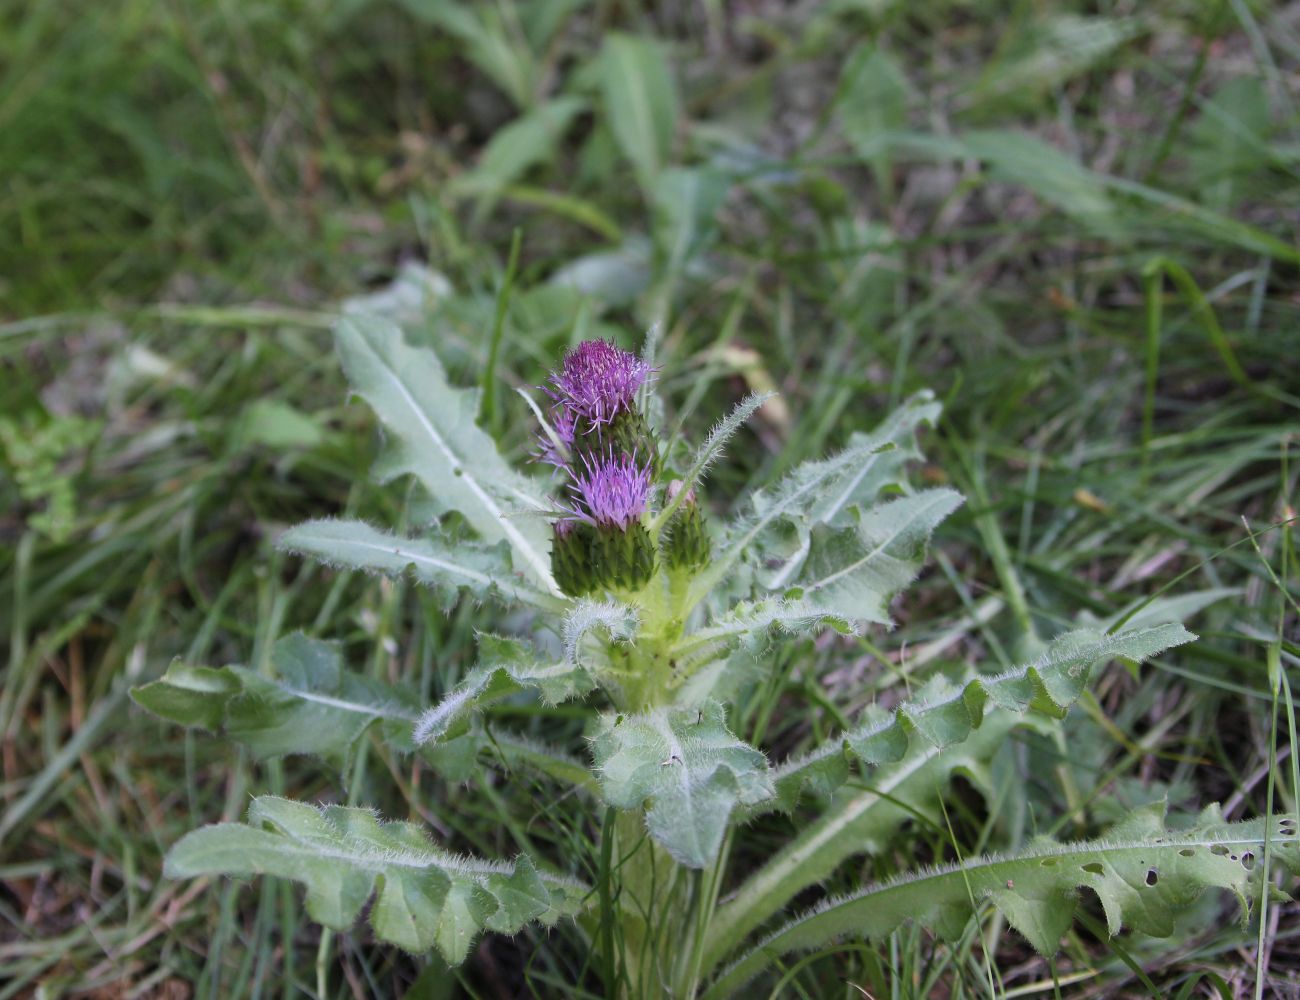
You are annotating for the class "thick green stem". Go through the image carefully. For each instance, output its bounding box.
[612,810,689,998]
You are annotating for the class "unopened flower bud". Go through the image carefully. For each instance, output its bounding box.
[663,480,710,571]
[593,521,657,591]
[551,520,596,597]
[558,451,658,593]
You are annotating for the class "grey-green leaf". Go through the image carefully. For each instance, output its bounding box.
[592,701,773,868]
[673,598,855,676]
[414,633,595,744]
[794,489,964,624]
[838,45,908,177]
[765,624,1194,813]
[965,129,1113,222]
[702,624,1194,971]
[131,633,419,771]
[279,518,566,612]
[652,166,730,278]
[705,806,1300,998]
[165,796,587,963]
[131,662,241,732]
[334,315,560,595]
[563,598,639,666]
[401,1,538,110]
[696,390,942,602]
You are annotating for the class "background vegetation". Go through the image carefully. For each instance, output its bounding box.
[1,0,1298,996]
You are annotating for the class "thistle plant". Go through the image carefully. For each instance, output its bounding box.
[133,317,1299,996]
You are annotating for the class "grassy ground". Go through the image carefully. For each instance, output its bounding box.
[2,0,1299,996]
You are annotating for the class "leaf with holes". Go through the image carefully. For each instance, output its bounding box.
[698,624,1200,974]
[705,805,1300,998]
[702,708,1030,974]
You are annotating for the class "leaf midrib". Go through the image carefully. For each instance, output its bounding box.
[364,336,560,593]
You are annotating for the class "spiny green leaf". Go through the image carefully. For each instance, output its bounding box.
[654,391,774,533]
[131,633,419,771]
[676,598,855,663]
[165,797,587,964]
[702,711,1025,974]
[414,634,595,744]
[334,315,560,594]
[700,624,1197,972]
[592,701,773,868]
[279,518,566,612]
[695,390,941,602]
[764,624,1194,813]
[562,598,639,666]
[793,488,964,624]
[705,807,1300,998]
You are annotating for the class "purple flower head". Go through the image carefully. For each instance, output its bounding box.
[549,340,653,426]
[537,405,576,468]
[567,450,653,530]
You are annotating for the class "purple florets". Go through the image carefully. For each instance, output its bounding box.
[549,340,652,427]
[567,451,653,530]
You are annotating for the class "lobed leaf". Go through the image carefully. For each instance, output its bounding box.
[279,518,567,613]
[763,624,1194,814]
[698,624,1198,970]
[133,633,597,790]
[165,796,587,964]
[592,701,773,868]
[705,806,1300,998]
[702,711,1028,975]
[792,488,964,624]
[414,634,595,745]
[334,315,560,594]
[670,599,856,706]
[694,390,942,604]
[131,633,419,772]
